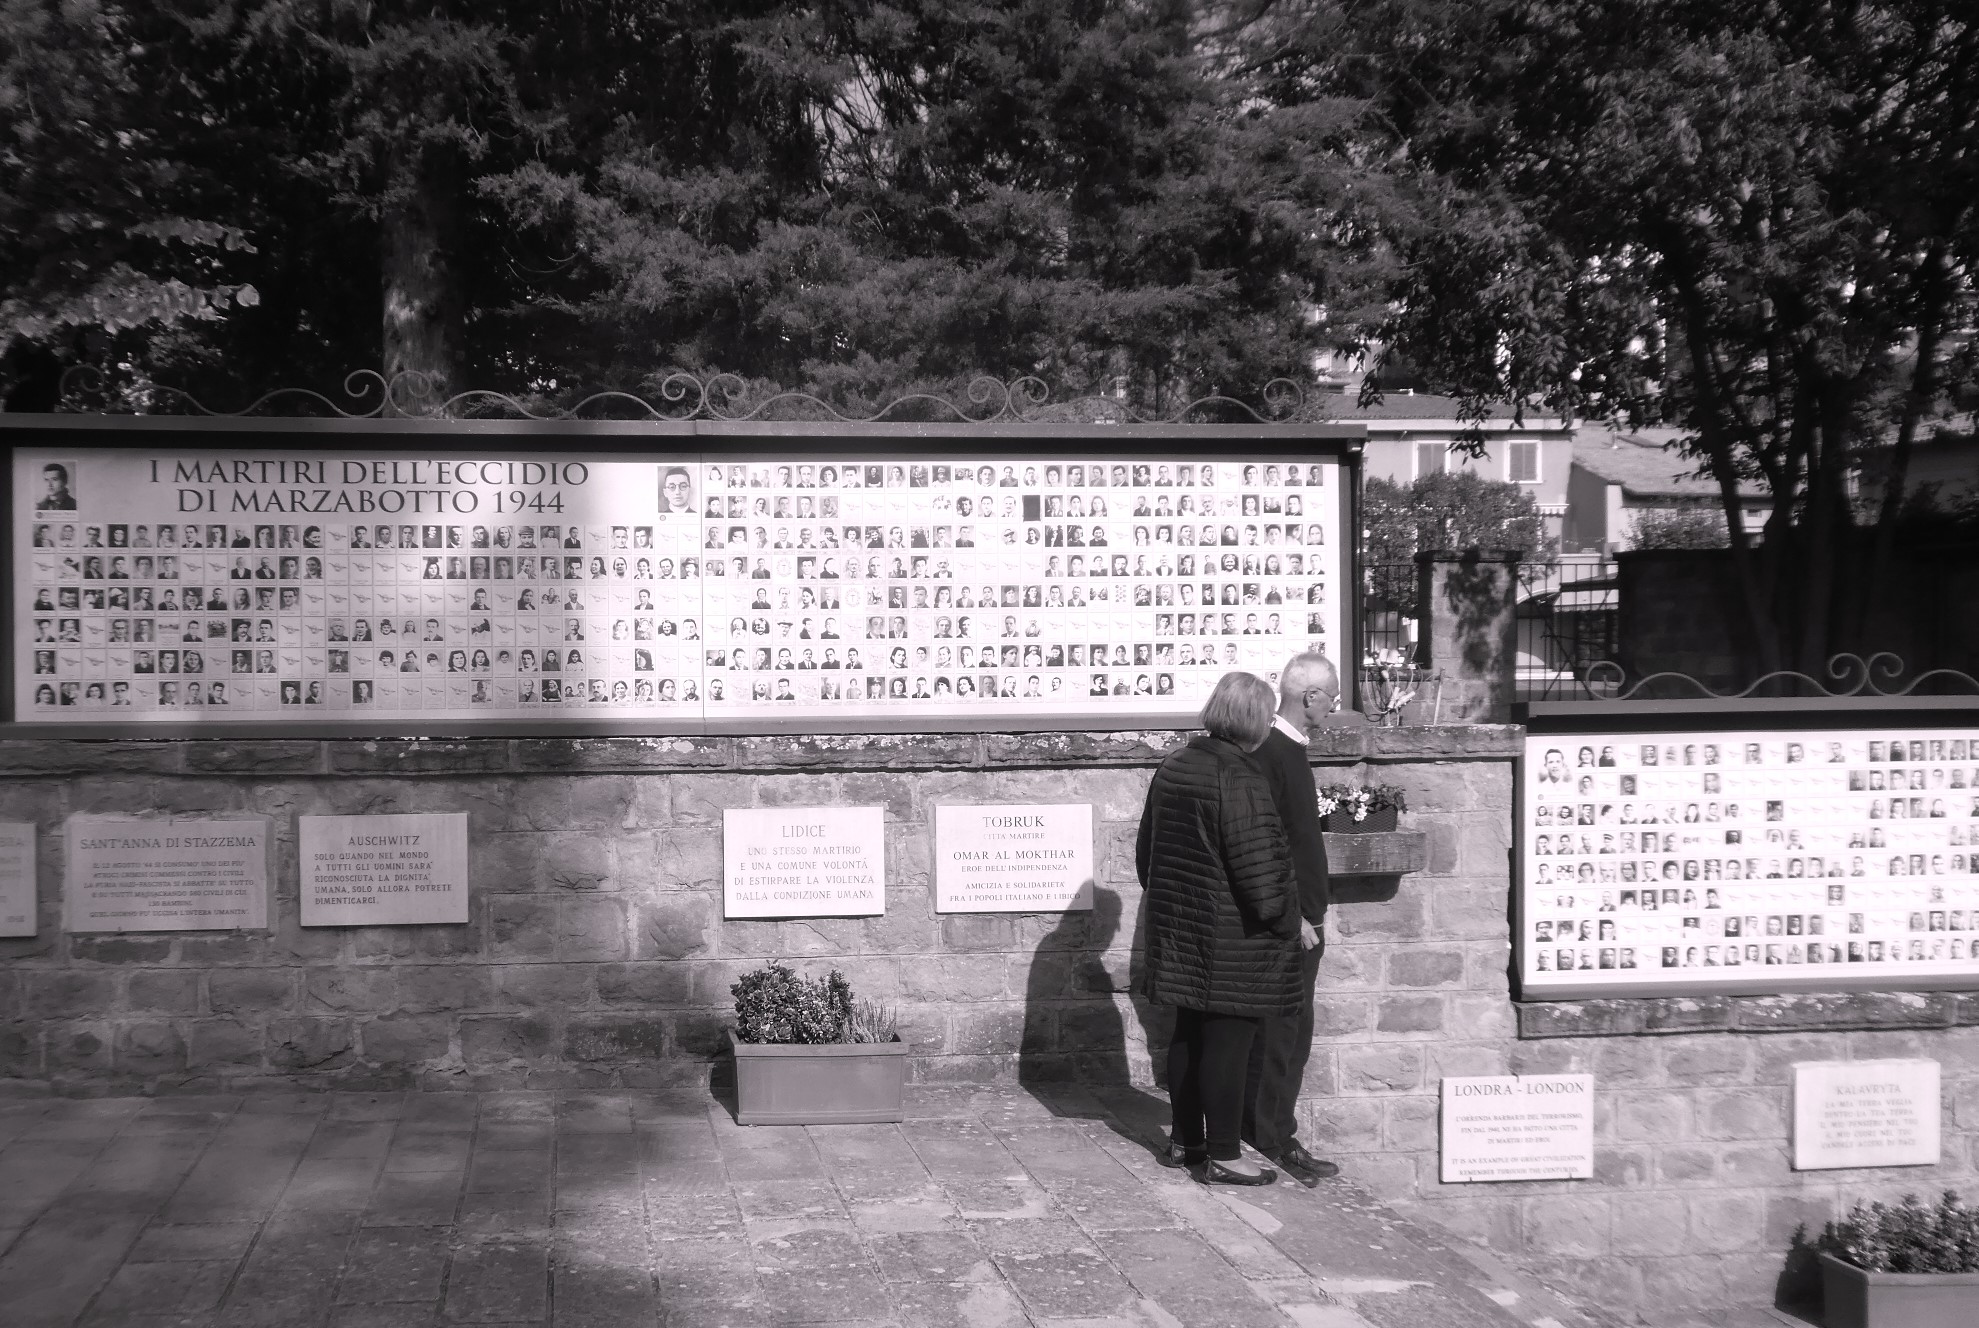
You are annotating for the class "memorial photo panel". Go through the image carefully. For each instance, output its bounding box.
[12,446,1348,727]
[1518,722,1979,995]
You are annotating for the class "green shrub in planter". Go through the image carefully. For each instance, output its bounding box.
[728,963,907,1125]
[1817,1192,1979,1328]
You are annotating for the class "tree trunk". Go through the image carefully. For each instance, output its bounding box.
[381,145,462,415]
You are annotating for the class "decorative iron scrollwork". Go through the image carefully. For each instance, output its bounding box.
[1582,653,1979,701]
[56,367,1318,425]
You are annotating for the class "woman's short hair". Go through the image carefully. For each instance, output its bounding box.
[1200,672,1276,747]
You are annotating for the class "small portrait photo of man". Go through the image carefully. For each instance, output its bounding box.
[36,462,78,510]
[659,465,695,516]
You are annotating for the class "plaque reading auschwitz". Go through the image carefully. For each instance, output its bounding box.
[1439,1074,1596,1183]
[13,447,1345,727]
[300,813,469,927]
[935,803,1094,913]
[1519,724,1979,995]
[0,822,34,937]
[1793,1059,1941,1171]
[723,806,886,918]
[65,817,269,932]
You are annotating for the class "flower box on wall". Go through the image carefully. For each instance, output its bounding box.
[729,1031,910,1125]
[1819,1252,1979,1328]
[1321,807,1398,834]
[1321,830,1426,876]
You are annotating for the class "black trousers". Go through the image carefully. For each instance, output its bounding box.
[1167,1007,1259,1161]
[1241,935,1324,1156]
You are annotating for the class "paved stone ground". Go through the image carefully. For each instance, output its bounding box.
[0,1082,1771,1328]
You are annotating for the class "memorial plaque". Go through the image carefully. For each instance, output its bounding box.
[300,813,469,927]
[724,806,886,918]
[935,803,1094,913]
[1518,720,1979,995]
[1440,1074,1596,1183]
[65,817,269,932]
[11,443,1347,729]
[0,822,34,937]
[1793,1058,1941,1170]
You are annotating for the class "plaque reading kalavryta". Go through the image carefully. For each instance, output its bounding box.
[0,822,34,937]
[12,445,1346,728]
[935,803,1094,913]
[299,813,469,927]
[1792,1058,1941,1170]
[1519,723,1979,995]
[65,817,269,932]
[1439,1074,1596,1183]
[723,806,885,918]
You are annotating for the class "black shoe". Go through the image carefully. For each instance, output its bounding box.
[1203,1158,1276,1186]
[1160,1141,1208,1169]
[1271,1143,1339,1187]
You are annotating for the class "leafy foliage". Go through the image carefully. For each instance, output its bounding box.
[1363,473,1552,565]
[730,962,855,1045]
[1315,782,1407,820]
[1821,1191,1979,1274]
[1628,508,1729,551]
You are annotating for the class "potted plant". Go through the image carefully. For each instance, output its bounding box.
[1817,1191,1979,1328]
[1317,782,1408,834]
[728,962,908,1125]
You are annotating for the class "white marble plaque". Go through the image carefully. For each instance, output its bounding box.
[65,817,268,932]
[724,806,885,918]
[0,822,34,937]
[1793,1059,1940,1170]
[1440,1074,1596,1183]
[935,803,1093,913]
[300,813,469,927]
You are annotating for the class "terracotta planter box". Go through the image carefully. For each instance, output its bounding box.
[729,1030,909,1125]
[1322,806,1399,834]
[1820,1251,1979,1328]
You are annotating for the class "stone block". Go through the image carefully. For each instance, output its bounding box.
[940,915,1016,952]
[1444,993,1515,1040]
[1522,1195,1611,1258]
[47,1022,114,1073]
[460,1015,561,1066]
[187,1017,264,1068]
[177,933,261,965]
[513,736,731,771]
[1697,1089,1786,1141]
[560,777,637,831]
[948,1005,1024,1056]
[304,969,395,1015]
[1338,1044,1423,1094]
[1366,725,1521,759]
[1639,998,1734,1035]
[564,1016,666,1062]
[983,730,1185,766]
[266,1017,356,1072]
[115,1021,188,1076]
[1732,991,1953,1032]
[1422,820,1461,875]
[0,740,180,774]
[1615,1091,1693,1143]
[487,897,558,960]
[269,920,344,964]
[556,897,628,960]
[69,936,173,965]
[654,828,723,890]
[1610,1192,1688,1256]
[208,968,295,1016]
[1386,948,1465,988]
[185,741,322,773]
[1334,890,1429,941]
[1431,883,1513,940]
[126,970,200,1015]
[1304,1096,1384,1152]
[1655,1144,1718,1183]
[1383,1095,1439,1150]
[350,921,479,961]
[1519,1001,1641,1039]
[1688,1192,1766,1253]
[1663,1038,1751,1084]
[493,964,594,1011]
[594,962,694,1008]
[1591,1038,1662,1087]
[1507,1040,1591,1076]
[329,739,510,774]
[1376,995,1445,1035]
[25,971,117,1019]
[361,1015,452,1064]
[637,895,714,961]
[1381,763,1474,813]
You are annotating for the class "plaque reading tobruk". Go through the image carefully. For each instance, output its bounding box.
[934,803,1094,913]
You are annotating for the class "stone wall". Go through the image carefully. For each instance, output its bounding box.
[2,727,1976,1319]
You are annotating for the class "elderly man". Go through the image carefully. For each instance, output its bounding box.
[1241,651,1341,1186]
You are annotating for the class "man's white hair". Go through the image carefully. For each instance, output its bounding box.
[1278,651,1339,701]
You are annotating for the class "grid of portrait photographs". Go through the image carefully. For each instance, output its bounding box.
[1520,728,1979,992]
[16,451,1342,722]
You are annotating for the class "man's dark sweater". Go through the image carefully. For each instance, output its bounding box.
[1252,726,1329,922]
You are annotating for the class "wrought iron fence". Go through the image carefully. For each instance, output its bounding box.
[1359,558,1618,704]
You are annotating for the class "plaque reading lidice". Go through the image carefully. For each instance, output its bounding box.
[935,803,1093,913]
[65,817,269,932]
[1793,1058,1940,1170]
[723,806,886,918]
[0,822,34,937]
[300,813,469,926]
[1439,1074,1596,1183]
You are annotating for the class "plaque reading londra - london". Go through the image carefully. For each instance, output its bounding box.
[64,817,269,932]
[11,437,1349,728]
[935,803,1094,913]
[723,806,886,919]
[0,822,33,937]
[1518,716,1979,996]
[299,813,469,927]
[1439,1074,1596,1183]
[1792,1058,1941,1171]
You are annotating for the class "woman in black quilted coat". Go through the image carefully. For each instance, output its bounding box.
[1137,671,1302,1184]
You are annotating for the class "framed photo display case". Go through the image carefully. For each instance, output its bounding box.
[3,415,1360,733]
[1517,696,1979,998]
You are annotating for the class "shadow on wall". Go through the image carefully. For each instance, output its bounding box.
[1017,884,1176,1154]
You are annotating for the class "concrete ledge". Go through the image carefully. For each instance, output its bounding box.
[1519,991,1976,1039]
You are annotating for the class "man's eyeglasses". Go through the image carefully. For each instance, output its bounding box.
[1304,687,1342,714]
